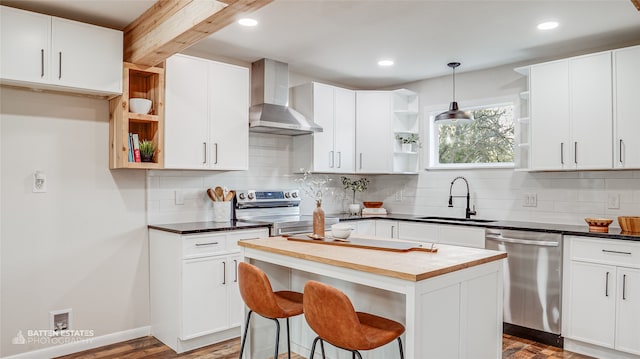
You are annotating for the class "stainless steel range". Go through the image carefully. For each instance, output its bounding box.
[235,189,339,236]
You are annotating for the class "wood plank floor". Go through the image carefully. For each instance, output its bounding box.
[55,334,594,359]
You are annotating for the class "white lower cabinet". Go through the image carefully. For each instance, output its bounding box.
[375,219,399,238]
[149,228,268,353]
[398,221,485,248]
[351,219,375,235]
[563,236,640,358]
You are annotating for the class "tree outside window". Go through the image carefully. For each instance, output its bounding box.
[430,103,515,168]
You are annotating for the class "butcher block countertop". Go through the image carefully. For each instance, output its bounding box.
[238,236,507,282]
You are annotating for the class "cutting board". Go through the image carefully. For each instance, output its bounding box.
[285,234,438,253]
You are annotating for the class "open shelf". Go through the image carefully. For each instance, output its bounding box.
[109,62,165,169]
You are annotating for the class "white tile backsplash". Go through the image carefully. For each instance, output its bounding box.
[147,133,640,227]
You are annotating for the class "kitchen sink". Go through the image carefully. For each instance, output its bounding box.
[417,216,496,223]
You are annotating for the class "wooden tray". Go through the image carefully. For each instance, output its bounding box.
[285,234,438,253]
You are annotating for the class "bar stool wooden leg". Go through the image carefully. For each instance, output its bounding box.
[238,310,253,359]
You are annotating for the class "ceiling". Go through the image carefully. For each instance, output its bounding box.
[2,0,639,89]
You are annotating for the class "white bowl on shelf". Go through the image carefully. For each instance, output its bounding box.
[129,98,152,114]
[331,223,353,239]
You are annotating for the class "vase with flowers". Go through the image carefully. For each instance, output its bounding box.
[341,176,369,215]
[297,169,333,238]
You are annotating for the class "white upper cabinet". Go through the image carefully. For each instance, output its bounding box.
[0,6,50,85]
[356,91,393,173]
[208,60,249,170]
[165,54,209,169]
[613,45,640,169]
[568,52,612,170]
[164,54,249,170]
[530,52,612,171]
[292,82,355,173]
[0,5,122,96]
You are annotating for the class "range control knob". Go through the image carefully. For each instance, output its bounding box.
[291,192,298,198]
[247,193,255,200]
[284,192,291,198]
[238,193,246,200]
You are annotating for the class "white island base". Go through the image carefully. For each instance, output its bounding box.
[239,237,505,359]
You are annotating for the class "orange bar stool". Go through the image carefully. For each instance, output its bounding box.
[303,280,405,359]
[238,262,304,359]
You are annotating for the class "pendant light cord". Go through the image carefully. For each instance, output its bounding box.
[452,66,456,102]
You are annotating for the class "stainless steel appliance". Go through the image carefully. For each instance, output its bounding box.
[485,228,563,347]
[235,189,338,236]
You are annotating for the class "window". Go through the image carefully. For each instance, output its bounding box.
[428,101,515,169]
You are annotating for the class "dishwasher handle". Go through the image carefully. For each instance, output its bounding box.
[486,233,559,247]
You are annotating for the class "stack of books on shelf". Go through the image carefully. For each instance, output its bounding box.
[128,133,141,162]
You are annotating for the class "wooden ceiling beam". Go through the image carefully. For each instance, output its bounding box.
[123,0,272,66]
[632,0,640,11]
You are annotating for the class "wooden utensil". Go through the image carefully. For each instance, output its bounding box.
[207,188,217,202]
[214,186,224,201]
[224,190,235,202]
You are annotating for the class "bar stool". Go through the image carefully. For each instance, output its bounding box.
[303,280,405,359]
[237,262,303,359]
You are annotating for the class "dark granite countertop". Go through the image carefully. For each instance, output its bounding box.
[334,213,640,241]
[148,220,271,235]
[148,214,639,241]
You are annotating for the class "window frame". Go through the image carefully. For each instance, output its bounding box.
[425,95,519,170]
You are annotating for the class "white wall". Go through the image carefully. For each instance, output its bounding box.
[0,87,148,357]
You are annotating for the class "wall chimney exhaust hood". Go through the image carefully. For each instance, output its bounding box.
[249,58,322,135]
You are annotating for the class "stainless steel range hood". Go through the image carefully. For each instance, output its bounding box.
[249,58,322,135]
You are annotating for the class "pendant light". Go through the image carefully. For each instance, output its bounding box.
[435,62,473,124]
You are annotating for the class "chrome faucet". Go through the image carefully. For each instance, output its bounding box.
[448,176,476,219]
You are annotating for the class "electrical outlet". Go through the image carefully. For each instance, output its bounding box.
[175,190,184,205]
[523,193,537,207]
[607,193,620,209]
[395,190,403,201]
[33,171,47,193]
[50,309,72,333]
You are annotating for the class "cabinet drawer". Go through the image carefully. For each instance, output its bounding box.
[569,236,640,268]
[226,229,268,251]
[183,234,226,258]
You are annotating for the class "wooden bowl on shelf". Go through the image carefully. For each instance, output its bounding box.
[363,201,383,208]
[618,216,640,233]
[585,218,613,233]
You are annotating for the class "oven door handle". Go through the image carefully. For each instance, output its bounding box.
[277,228,311,236]
[486,234,559,247]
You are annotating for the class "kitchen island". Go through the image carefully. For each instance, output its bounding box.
[238,236,507,359]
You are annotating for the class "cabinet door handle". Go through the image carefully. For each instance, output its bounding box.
[222,261,226,285]
[214,143,218,164]
[359,153,363,169]
[40,49,45,78]
[329,151,334,168]
[391,225,395,238]
[234,259,238,282]
[623,274,627,300]
[605,271,609,297]
[58,52,62,79]
[195,241,219,246]
[203,142,207,164]
[602,249,632,255]
[560,143,564,164]
[619,139,624,164]
[337,151,342,168]
[574,141,578,164]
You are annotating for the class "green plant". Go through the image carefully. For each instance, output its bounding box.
[139,140,155,157]
[341,176,369,204]
[396,133,420,145]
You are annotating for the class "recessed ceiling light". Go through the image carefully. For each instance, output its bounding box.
[238,18,258,27]
[378,60,394,67]
[537,21,559,30]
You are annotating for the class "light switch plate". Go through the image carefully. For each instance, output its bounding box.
[607,193,620,209]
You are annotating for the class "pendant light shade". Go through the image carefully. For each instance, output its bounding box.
[435,62,473,124]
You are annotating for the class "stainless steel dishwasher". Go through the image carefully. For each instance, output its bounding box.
[485,228,563,347]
